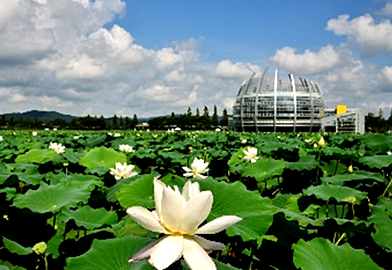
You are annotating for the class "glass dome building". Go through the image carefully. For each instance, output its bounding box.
[233,69,324,132]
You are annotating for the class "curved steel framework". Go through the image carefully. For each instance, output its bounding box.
[233,68,324,132]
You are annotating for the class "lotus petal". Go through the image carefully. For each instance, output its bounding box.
[160,185,186,232]
[149,235,184,270]
[126,206,166,233]
[129,237,163,262]
[191,235,225,251]
[183,236,216,270]
[196,215,242,234]
[181,191,213,234]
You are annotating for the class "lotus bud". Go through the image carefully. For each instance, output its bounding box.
[32,242,47,255]
[317,137,325,148]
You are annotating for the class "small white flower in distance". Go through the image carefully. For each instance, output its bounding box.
[119,144,135,153]
[243,147,259,163]
[183,158,209,179]
[0,136,3,142]
[110,162,138,180]
[48,142,65,154]
[32,132,37,136]
[127,179,242,270]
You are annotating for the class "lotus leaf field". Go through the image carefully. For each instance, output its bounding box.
[0,130,392,269]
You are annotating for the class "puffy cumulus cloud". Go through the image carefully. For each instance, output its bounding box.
[57,54,107,80]
[269,45,342,75]
[326,14,392,56]
[215,60,261,79]
[379,2,392,16]
[0,0,258,117]
[382,66,392,84]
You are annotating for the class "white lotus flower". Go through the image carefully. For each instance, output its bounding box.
[0,136,3,142]
[127,179,242,270]
[119,144,135,153]
[48,142,65,154]
[110,162,138,180]
[182,158,209,179]
[32,132,37,136]
[243,147,258,163]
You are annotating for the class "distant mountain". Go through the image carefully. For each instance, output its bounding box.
[2,110,76,123]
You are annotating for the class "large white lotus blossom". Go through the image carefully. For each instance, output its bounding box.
[110,162,138,180]
[48,142,65,154]
[182,158,209,179]
[119,144,135,153]
[127,179,242,270]
[243,147,259,163]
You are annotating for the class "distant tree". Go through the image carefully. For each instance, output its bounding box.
[112,115,118,129]
[187,107,192,117]
[124,116,131,129]
[211,105,219,127]
[220,108,229,126]
[203,106,209,118]
[119,116,124,129]
[196,108,200,117]
[131,114,139,128]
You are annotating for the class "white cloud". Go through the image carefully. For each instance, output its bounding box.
[382,66,392,84]
[10,94,28,103]
[269,45,341,75]
[379,2,392,16]
[326,14,392,56]
[57,54,106,80]
[215,60,261,79]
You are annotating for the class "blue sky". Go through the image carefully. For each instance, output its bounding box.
[0,0,391,118]
[119,0,376,61]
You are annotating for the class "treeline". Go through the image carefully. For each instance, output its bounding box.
[148,106,229,130]
[0,105,229,131]
[0,114,140,130]
[365,109,392,133]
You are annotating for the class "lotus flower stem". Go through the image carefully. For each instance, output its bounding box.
[382,177,392,196]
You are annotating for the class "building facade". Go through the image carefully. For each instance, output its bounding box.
[233,69,324,132]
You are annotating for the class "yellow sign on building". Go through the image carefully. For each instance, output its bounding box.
[336,104,347,115]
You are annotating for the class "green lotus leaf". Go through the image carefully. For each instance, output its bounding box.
[199,180,277,243]
[65,236,155,270]
[286,155,318,171]
[6,163,42,185]
[86,134,108,148]
[47,227,65,259]
[117,174,155,209]
[359,133,392,153]
[2,237,32,256]
[293,238,382,270]
[321,146,355,159]
[61,206,118,230]
[0,260,26,270]
[368,205,392,251]
[15,149,57,164]
[80,147,126,170]
[0,163,12,185]
[239,158,286,182]
[181,259,241,270]
[359,155,392,169]
[321,172,386,185]
[12,182,92,213]
[44,171,103,187]
[0,187,16,200]
[303,183,367,204]
[112,216,149,238]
